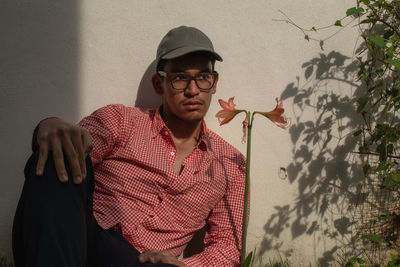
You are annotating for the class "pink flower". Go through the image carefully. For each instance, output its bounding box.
[259,98,290,129]
[215,97,242,125]
[216,97,249,142]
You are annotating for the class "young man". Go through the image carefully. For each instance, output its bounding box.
[13,26,246,267]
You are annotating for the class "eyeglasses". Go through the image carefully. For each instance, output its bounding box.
[158,71,218,91]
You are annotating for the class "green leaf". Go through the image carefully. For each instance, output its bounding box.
[362,234,382,243]
[383,176,399,189]
[388,171,400,183]
[361,0,370,4]
[387,45,396,57]
[383,30,394,39]
[388,87,399,98]
[376,68,384,76]
[376,143,387,162]
[390,253,398,261]
[363,164,371,175]
[345,257,365,267]
[368,35,385,47]
[360,17,377,24]
[346,7,357,16]
[357,96,369,112]
[251,248,257,266]
[379,214,392,222]
[311,26,317,32]
[386,59,400,71]
[334,20,342,27]
[243,251,253,267]
[356,258,366,264]
[387,143,394,154]
[367,81,383,92]
[376,161,388,172]
[346,7,364,16]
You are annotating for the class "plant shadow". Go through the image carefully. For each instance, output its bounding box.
[257,49,367,265]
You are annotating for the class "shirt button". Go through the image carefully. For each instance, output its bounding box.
[164,130,169,135]
[170,152,175,156]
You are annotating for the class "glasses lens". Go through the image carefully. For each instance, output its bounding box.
[196,73,215,90]
[171,74,190,90]
[169,73,216,90]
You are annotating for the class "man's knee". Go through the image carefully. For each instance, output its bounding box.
[24,151,93,186]
[21,151,94,210]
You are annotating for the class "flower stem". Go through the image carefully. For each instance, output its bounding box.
[241,112,255,266]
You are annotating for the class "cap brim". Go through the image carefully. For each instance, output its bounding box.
[160,46,223,62]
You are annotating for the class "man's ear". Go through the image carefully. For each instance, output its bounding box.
[152,73,164,96]
[210,76,218,94]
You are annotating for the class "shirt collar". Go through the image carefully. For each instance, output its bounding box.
[151,106,211,151]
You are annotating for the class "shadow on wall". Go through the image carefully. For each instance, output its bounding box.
[0,1,80,120]
[0,0,79,257]
[257,49,367,265]
[135,60,162,109]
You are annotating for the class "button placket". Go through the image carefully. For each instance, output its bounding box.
[168,148,177,165]
[159,191,166,199]
[148,209,155,218]
[161,128,177,163]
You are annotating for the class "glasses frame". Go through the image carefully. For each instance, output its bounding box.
[157,71,218,91]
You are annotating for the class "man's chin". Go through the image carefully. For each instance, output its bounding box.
[180,111,205,123]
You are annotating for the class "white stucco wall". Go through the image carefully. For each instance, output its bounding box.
[1,0,363,265]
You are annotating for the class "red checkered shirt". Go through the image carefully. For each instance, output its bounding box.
[78,104,246,267]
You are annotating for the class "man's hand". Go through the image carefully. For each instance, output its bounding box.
[138,250,186,267]
[35,117,92,184]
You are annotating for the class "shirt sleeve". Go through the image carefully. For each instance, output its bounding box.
[181,153,247,267]
[78,104,127,166]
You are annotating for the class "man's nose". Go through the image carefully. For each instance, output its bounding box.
[184,79,200,96]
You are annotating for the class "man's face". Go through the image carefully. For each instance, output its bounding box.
[154,53,218,125]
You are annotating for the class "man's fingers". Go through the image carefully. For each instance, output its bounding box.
[147,255,159,264]
[50,144,68,183]
[71,128,86,179]
[82,129,93,155]
[138,253,147,263]
[138,250,178,265]
[36,143,49,176]
[81,129,92,179]
[61,132,83,184]
[33,117,88,184]
[138,250,159,263]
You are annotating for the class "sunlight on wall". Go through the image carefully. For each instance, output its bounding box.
[2,0,364,265]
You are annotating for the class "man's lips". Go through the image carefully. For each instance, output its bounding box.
[183,100,203,109]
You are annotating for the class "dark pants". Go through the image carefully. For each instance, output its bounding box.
[12,152,177,267]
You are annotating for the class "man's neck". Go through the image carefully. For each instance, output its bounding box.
[161,109,202,143]
[160,109,203,174]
